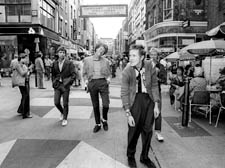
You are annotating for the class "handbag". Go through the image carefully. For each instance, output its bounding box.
[11,69,25,88]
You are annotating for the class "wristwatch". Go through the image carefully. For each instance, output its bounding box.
[125,109,131,117]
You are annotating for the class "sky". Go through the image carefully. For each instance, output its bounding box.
[81,0,131,39]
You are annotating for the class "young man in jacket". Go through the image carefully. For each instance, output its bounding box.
[121,44,160,168]
[52,46,75,126]
[83,43,111,133]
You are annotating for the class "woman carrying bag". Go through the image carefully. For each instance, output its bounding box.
[12,53,32,119]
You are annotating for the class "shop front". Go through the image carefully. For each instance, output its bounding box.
[144,21,208,57]
[0,24,60,69]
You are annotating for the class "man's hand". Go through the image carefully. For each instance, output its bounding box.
[127,116,135,127]
[106,78,110,84]
[154,102,160,119]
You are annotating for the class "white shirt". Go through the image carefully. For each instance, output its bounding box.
[58,59,65,72]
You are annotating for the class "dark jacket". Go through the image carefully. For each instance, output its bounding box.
[52,59,76,89]
[121,60,160,110]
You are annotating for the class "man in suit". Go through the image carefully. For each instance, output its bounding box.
[121,44,160,168]
[52,46,75,126]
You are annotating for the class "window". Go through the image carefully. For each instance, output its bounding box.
[20,5,31,15]
[40,0,55,31]
[6,0,30,4]
[71,6,73,18]
[7,5,18,15]
[163,0,173,21]
[153,6,156,24]
[59,18,63,34]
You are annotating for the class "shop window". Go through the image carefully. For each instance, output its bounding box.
[163,0,173,21]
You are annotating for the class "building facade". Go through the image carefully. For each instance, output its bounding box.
[144,0,208,55]
[0,0,93,71]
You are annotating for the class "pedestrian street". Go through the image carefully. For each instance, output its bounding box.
[0,76,159,168]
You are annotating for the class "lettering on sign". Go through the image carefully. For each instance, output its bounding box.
[80,5,128,17]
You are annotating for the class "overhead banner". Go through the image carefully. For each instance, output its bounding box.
[80,4,128,17]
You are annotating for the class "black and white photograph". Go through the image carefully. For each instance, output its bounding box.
[0,0,225,168]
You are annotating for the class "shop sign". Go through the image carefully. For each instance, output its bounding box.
[28,27,35,34]
[80,5,128,17]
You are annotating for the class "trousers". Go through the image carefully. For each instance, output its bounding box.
[88,78,109,124]
[127,93,154,158]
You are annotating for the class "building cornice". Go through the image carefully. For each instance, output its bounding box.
[145,33,197,43]
[145,21,208,35]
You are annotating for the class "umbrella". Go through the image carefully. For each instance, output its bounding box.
[165,52,179,62]
[206,22,225,38]
[178,50,196,61]
[180,39,225,55]
[180,39,225,85]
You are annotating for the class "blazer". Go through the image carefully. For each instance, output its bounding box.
[52,59,76,89]
[82,56,111,81]
[121,59,160,110]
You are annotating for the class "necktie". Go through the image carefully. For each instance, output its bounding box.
[135,67,142,93]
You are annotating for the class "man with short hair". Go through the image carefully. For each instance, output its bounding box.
[121,44,160,168]
[52,46,75,126]
[83,43,111,133]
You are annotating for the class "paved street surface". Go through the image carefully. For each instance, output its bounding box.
[0,70,225,168]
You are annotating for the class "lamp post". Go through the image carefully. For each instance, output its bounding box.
[182,77,190,126]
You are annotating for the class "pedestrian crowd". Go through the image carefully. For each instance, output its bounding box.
[5,42,225,168]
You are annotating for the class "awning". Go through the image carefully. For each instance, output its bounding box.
[206,22,225,38]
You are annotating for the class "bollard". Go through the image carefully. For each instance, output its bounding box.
[182,77,190,126]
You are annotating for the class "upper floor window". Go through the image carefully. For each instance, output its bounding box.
[163,0,173,21]
[40,0,55,31]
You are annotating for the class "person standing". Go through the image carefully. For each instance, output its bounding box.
[83,43,111,133]
[44,54,52,81]
[11,53,32,119]
[35,51,45,89]
[121,44,160,168]
[51,46,75,126]
[150,48,167,142]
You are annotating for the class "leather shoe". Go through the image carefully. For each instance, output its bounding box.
[101,119,108,131]
[93,125,101,133]
[140,157,156,168]
[127,157,137,168]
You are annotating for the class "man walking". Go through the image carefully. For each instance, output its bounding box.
[83,43,111,133]
[150,48,167,142]
[121,44,160,168]
[52,46,75,126]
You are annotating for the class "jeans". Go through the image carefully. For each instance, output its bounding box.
[54,83,70,120]
[18,81,30,117]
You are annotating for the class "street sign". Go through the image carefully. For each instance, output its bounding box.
[80,4,128,17]
[182,20,190,28]
[28,27,35,34]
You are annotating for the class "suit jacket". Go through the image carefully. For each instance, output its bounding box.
[52,59,76,89]
[121,59,160,110]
